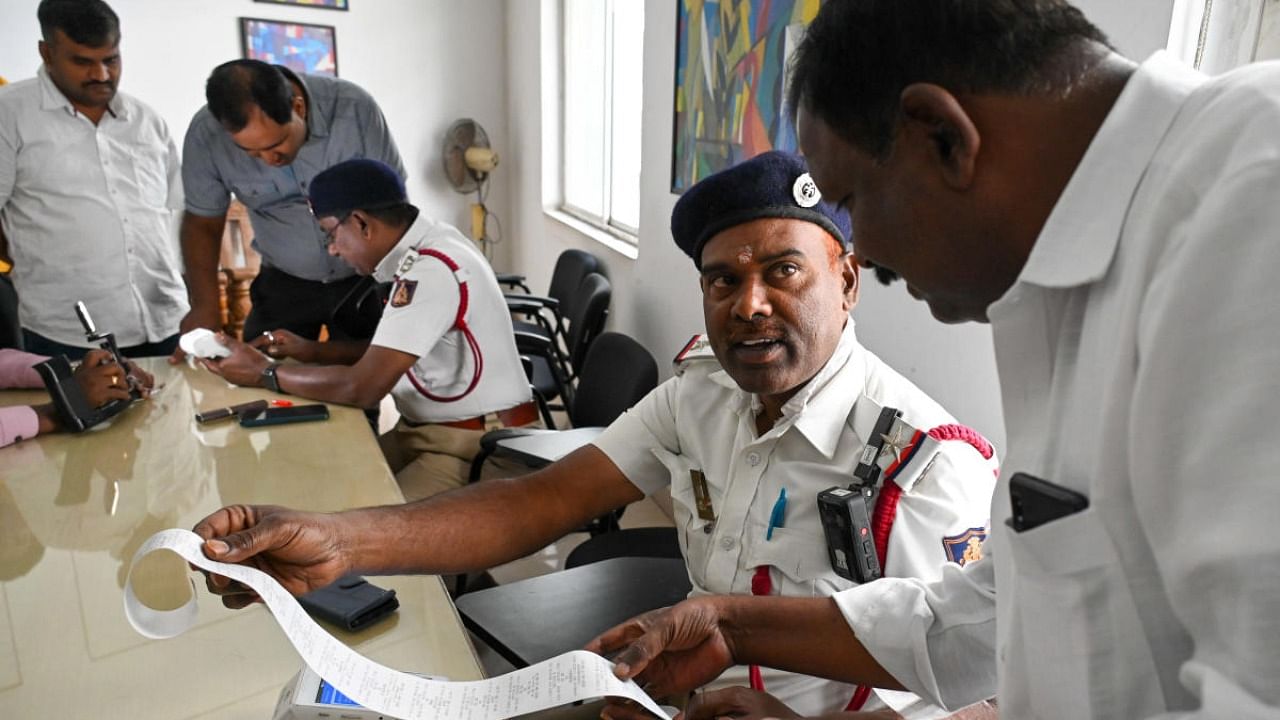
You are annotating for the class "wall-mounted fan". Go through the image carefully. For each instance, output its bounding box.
[442,118,500,259]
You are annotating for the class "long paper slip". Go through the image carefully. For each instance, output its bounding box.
[124,529,671,720]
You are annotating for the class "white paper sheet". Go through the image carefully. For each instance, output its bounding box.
[124,529,671,720]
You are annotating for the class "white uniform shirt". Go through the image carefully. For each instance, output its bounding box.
[0,66,186,347]
[593,322,997,717]
[370,214,529,423]
[834,52,1280,719]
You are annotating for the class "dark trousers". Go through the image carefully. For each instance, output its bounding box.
[244,265,384,343]
[22,329,179,360]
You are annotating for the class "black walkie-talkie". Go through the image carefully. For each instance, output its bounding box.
[818,406,900,582]
[33,302,141,432]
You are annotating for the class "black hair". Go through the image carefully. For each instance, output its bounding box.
[788,0,1112,158]
[359,203,419,230]
[38,0,120,47]
[205,59,295,132]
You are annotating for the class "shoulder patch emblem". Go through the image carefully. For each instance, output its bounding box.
[943,527,987,566]
[390,279,418,307]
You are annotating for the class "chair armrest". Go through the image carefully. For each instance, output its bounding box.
[478,426,552,453]
[504,294,560,312]
[514,330,555,356]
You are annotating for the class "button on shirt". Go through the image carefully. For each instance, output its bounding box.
[0,67,187,346]
[593,322,997,717]
[832,52,1280,719]
[369,214,529,423]
[181,70,405,282]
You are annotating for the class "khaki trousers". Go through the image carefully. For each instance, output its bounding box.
[378,418,532,502]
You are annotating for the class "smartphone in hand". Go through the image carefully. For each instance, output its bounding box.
[239,403,330,427]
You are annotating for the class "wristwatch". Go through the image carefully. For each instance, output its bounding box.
[261,362,286,394]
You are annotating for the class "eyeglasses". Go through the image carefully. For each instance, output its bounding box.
[320,211,353,247]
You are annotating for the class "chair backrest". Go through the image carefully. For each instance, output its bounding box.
[564,273,611,371]
[571,331,658,428]
[547,249,603,319]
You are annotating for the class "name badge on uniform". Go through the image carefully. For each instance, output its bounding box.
[690,469,716,523]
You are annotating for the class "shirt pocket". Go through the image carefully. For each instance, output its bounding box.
[743,525,845,597]
[655,448,714,588]
[1005,506,1160,717]
[230,180,290,211]
[129,143,170,208]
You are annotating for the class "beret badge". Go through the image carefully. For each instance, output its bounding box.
[793,173,821,208]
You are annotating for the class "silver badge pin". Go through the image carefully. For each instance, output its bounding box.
[793,173,821,208]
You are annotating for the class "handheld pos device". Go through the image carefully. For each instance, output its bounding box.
[818,405,902,583]
[34,302,143,432]
[273,666,444,720]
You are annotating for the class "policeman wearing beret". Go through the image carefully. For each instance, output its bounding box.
[202,159,535,498]
[191,152,995,718]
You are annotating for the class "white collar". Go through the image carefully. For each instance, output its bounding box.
[1004,52,1203,292]
[38,64,126,120]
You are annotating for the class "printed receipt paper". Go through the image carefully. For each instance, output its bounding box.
[124,529,671,720]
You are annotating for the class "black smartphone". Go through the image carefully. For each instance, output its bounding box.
[1007,472,1089,532]
[239,403,330,427]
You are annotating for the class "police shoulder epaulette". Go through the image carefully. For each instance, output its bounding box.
[672,334,717,376]
[394,248,417,277]
[856,409,996,493]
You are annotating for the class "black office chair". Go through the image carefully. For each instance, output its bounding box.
[455,332,658,597]
[564,526,682,568]
[469,331,658,486]
[504,249,604,354]
[0,274,21,350]
[519,272,611,414]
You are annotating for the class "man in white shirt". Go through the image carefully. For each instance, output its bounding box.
[586,1,1280,719]
[201,159,534,498]
[0,0,186,359]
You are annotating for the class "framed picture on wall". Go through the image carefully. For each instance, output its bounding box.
[253,0,348,10]
[240,17,338,77]
[671,0,821,193]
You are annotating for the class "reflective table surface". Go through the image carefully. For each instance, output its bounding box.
[0,359,482,718]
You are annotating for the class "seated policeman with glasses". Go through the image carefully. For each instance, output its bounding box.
[200,159,536,500]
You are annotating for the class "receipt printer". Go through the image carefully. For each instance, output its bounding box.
[274,666,443,720]
[34,301,142,432]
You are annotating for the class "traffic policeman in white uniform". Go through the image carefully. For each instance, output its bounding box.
[189,152,995,718]
[203,159,534,498]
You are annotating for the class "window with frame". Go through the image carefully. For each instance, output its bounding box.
[561,0,644,240]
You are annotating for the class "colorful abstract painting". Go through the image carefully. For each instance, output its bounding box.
[672,0,821,192]
[240,18,338,77]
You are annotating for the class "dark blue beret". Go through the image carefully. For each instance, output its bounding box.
[671,150,852,268]
[308,158,407,218]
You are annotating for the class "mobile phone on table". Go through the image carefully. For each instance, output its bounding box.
[1007,472,1089,532]
[239,403,329,427]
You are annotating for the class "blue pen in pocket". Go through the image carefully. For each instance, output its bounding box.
[767,487,787,540]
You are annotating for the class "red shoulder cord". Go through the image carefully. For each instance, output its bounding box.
[402,248,484,402]
[749,423,996,711]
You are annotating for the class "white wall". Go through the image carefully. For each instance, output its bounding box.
[504,0,1181,454]
[0,0,510,261]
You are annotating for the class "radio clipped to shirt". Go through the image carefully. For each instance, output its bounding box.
[34,301,143,432]
[818,405,902,583]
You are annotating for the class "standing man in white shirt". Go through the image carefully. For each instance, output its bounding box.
[586,1,1280,719]
[0,0,186,359]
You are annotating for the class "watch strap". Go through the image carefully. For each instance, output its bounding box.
[261,363,285,394]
